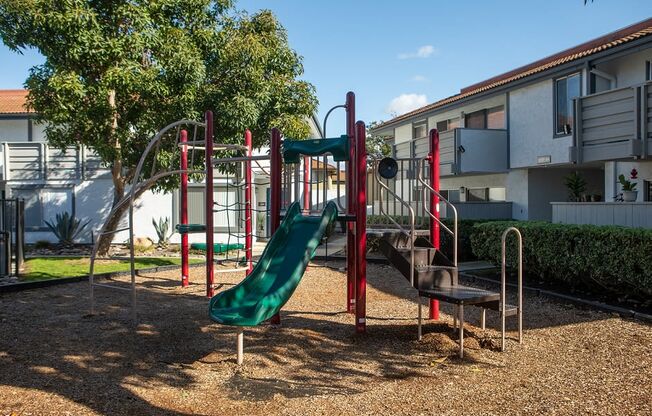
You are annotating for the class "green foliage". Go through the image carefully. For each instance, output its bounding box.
[470,221,652,299]
[34,240,51,249]
[618,174,637,192]
[44,212,89,246]
[564,171,587,202]
[366,121,392,163]
[152,216,171,248]
[0,1,317,192]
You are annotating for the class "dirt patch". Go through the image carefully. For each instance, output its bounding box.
[0,261,650,415]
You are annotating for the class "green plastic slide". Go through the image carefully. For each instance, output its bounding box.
[208,201,338,326]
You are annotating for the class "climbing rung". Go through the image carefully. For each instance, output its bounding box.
[91,282,131,292]
[176,224,206,234]
[100,227,130,235]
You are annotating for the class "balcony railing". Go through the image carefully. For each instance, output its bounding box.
[551,202,652,229]
[1,142,110,182]
[571,82,651,163]
[393,128,508,176]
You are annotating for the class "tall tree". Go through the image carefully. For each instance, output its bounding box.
[0,1,317,254]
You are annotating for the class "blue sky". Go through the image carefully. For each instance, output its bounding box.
[1,1,651,136]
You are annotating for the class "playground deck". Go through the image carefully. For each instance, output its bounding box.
[0,262,650,415]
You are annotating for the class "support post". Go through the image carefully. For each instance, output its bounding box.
[237,328,244,365]
[245,130,253,274]
[354,120,367,333]
[270,128,282,325]
[428,129,440,320]
[346,91,356,313]
[303,156,310,212]
[205,111,215,298]
[180,129,189,287]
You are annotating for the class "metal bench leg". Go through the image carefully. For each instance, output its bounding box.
[417,296,423,341]
[480,308,486,330]
[458,304,464,359]
[237,328,244,365]
[453,305,458,329]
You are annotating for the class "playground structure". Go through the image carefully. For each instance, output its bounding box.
[88,91,523,363]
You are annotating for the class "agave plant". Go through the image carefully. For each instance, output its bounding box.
[44,212,90,247]
[152,216,171,248]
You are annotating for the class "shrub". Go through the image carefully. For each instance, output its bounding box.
[34,240,51,249]
[470,221,652,299]
[45,212,89,247]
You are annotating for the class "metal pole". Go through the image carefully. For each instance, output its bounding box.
[303,156,310,212]
[205,111,215,298]
[245,130,253,274]
[429,129,440,320]
[355,120,367,333]
[270,128,282,325]
[180,130,189,287]
[346,91,356,314]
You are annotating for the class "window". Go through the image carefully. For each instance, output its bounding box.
[555,73,581,135]
[440,189,460,202]
[645,180,652,202]
[487,106,505,129]
[413,122,427,139]
[647,61,652,82]
[436,117,460,133]
[465,110,486,129]
[11,187,73,229]
[467,188,489,202]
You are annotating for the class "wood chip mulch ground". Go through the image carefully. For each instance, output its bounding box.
[0,261,650,415]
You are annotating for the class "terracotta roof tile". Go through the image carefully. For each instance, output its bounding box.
[374,18,652,131]
[0,89,32,114]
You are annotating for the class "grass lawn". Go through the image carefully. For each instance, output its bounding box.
[21,257,205,282]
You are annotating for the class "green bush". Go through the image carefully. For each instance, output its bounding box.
[470,221,652,298]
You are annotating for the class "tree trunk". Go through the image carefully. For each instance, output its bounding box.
[96,90,124,256]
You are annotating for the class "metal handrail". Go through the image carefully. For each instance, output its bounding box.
[416,157,458,266]
[501,226,523,352]
[372,157,416,286]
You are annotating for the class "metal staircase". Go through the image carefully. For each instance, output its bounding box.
[372,156,523,358]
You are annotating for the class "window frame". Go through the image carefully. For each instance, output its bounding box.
[553,72,582,138]
[11,185,75,231]
[412,120,428,140]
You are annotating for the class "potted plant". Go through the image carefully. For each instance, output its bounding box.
[618,169,638,202]
[564,171,587,202]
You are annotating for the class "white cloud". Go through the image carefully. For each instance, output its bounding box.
[385,93,428,117]
[411,75,429,82]
[397,45,437,60]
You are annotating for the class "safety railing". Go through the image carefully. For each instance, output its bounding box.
[501,226,523,351]
[416,157,458,266]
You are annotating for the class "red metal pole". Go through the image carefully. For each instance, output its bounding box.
[245,130,253,274]
[205,111,215,298]
[303,156,310,212]
[270,128,282,324]
[355,120,367,333]
[180,129,189,287]
[429,129,440,320]
[346,91,356,313]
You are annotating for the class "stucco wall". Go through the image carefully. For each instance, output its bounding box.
[597,49,652,88]
[393,123,412,144]
[506,169,528,220]
[509,79,573,169]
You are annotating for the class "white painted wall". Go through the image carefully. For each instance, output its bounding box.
[31,121,47,141]
[394,124,412,144]
[506,169,529,220]
[509,79,573,168]
[0,119,29,141]
[596,49,652,88]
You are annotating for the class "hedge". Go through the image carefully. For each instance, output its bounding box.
[470,221,652,298]
[366,215,502,261]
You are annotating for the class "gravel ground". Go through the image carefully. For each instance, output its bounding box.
[0,261,650,415]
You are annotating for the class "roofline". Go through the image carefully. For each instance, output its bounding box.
[372,18,652,133]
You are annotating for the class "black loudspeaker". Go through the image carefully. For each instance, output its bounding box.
[378,157,398,179]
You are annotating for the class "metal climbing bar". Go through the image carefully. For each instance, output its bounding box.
[501,226,524,351]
